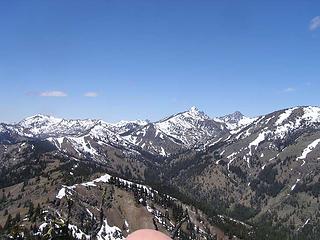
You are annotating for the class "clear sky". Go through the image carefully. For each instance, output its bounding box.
[0,0,319,123]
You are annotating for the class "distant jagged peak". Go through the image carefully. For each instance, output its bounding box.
[189,106,200,113]
[185,106,209,120]
[220,111,245,123]
[217,111,257,133]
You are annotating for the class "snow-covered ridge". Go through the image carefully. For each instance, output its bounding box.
[56,173,160,200]
[109,119,149,135]
[234,106,320,143]
[217,106,320,174]
[3,106,320,159]
[17,114,102,137]
[273,106,320,139]
[16,114,150,137]
[19,114,63,127]
[113,119,149,127]
[8,107,254,147]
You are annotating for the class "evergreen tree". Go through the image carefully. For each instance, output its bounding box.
[4,214,12,229]
[14,212,21,224]
[1,191,6,203]
[28,201,34,217]
[32,203,41,222]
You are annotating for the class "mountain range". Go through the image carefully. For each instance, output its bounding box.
[0,106,253,157]
[0,106,320,240]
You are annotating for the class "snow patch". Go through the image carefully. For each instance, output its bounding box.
[248,131,270,156]
[69,224,90,240]
[56,188,66,199]
[97,219,124,240]
[275,108,297,126]
[291,179,301,191]
[297,138,320,161]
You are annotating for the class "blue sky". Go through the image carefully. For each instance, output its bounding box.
[0,1,319,123]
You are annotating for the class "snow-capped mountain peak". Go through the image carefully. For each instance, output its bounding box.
[217,111,257,133]
[186,106,209,120]
[19,114,63,127]
[152,107,226,147]
[220,111,244,123]
[190,106,199,112]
